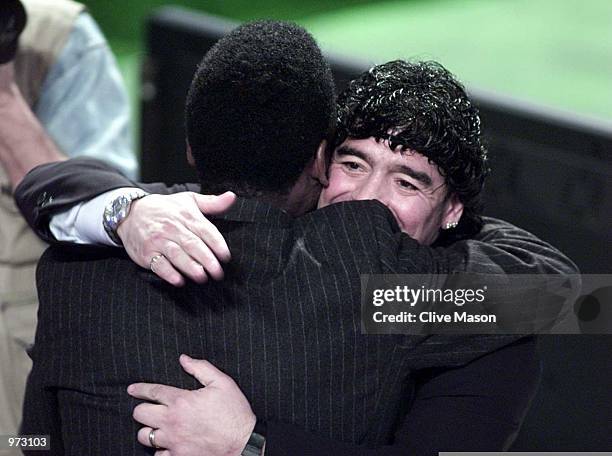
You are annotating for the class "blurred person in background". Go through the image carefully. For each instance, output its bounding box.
[0,0,136,440]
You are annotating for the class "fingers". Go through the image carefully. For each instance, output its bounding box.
[151,204,229,283]
[132,402,166,429]
[149,236,220,286]
[162,240,210,283]
[179,355,228,387]
[149,252,185,287]
[172,226,227,281]
[187,214,231,266]
[127,383,183,405]
[121,192,234,285]
[194,191,237,216]
[137,426,166,450]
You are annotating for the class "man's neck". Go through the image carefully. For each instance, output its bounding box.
[197,166,319,217]
[258,191,291,212]
[199,183,290,211]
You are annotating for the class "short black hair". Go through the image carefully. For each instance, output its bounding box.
[335,60,489,240]
[185,20,336,197]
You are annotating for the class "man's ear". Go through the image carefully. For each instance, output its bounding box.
[186,141,196,167]
[313,140,329,187]
[441,194,464,228]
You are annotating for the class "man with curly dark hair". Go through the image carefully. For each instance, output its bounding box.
[15,22,576,456]
[326,60,487,245]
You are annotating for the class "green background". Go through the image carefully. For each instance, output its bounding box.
[81,0,612,129]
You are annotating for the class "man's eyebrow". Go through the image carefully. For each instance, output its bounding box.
[335,146,372,165]
[336,145,433,187]
[391,164,432,187]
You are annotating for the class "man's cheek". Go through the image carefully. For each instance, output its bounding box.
[386,203,418,237]
[318,184,337,207]
[319,186,339,207]
[322,172,350,204]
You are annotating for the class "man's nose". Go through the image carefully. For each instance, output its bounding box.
[351,176,385,202]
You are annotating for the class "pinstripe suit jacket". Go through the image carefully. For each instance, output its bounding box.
[22,198,540,455]
[15,159,577,455]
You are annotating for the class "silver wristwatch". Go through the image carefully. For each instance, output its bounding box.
[102,190,149,245]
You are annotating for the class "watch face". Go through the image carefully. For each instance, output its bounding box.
[104,193,147,241]
[119,196,130,216]
[107,196,129,226]
[112,198,123,216]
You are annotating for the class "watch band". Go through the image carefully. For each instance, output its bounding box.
[242,431,266,456]
[102,190,149,245]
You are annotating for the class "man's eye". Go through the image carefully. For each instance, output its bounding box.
[342,161,362,171]
[397,179,417,191]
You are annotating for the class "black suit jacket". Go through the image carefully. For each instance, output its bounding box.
[23,198,539,455]
[16,159,577,455]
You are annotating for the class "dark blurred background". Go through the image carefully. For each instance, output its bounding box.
[83,0,612,132]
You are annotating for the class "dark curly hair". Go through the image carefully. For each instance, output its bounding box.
[335,60,489,242]
[185,20,336,197]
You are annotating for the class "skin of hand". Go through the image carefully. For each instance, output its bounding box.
[116,191,237,286]
[128,355,256,456]
[117,153,327,286]
[0,62,66,188]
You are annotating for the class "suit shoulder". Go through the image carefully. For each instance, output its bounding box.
[37,245,139,284]
[467,217,580,275]
[37,245,186,305]
[293,201,402,272]
[301,200,400,234]
[40,244,129,264]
